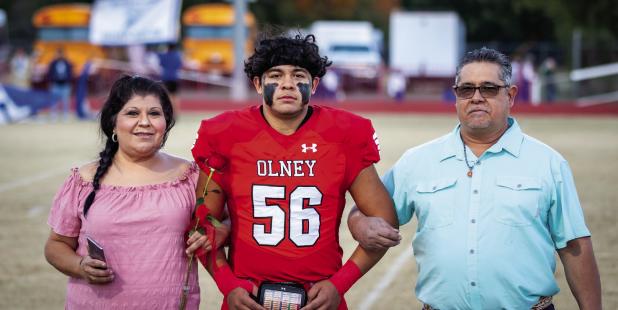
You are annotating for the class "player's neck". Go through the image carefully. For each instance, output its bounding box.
[261,105,312,136]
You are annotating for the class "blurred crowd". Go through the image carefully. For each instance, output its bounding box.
[0,42,567,124]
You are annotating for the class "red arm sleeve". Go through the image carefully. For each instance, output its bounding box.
[191,119,226,186]
[344,117,381,187]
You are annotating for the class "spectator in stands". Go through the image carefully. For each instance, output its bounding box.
[512,54,535,103]
[74,57,96,120]
[47,48,73,121]
[9,47,31,89]
[540,57,557,102]
[386,69,406,102]
[158,43,183,113]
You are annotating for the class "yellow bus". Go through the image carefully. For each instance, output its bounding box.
[32,3,104,79]
[182,3,256,75]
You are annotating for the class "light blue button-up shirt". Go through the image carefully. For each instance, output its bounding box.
[383,118,590,310]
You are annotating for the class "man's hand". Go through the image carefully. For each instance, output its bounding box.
[349,208,401,251]
[226,287,264,310]
[302,280,340,310]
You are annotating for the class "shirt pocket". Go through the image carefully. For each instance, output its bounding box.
[414,178,457,229]
[494,176,543,227]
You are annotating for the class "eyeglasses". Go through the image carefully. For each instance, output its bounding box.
[452,83,509,99]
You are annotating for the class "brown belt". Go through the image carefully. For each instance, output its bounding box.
[422,296,553,310]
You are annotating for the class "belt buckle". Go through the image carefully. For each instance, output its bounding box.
[257,282,307,310]
[531,296,553,310]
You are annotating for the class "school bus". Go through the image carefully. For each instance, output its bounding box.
[32,3,104,79]
[182,3,256,75]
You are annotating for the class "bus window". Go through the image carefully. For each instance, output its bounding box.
[37,28,90,41]
[32,4,105,82]
[182,3,255,75]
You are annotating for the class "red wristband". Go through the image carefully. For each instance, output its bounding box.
[213,265,254,296]
[328,260,362,296]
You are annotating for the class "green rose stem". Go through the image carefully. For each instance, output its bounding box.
[179,167,215,310]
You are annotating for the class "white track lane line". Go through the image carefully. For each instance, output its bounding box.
[358,248,414,310]
[0,167,71,194]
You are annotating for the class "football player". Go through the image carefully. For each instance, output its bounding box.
[192,33,399,310]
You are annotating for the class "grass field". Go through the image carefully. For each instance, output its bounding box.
[0,112,616,309]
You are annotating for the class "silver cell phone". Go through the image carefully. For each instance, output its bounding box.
[86,236,106,262]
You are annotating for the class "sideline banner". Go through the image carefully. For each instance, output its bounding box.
[0,84,57,124]
[90,0,182,45]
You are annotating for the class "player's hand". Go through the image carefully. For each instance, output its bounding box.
[302,280,340,310]
[186,230,212,256]
[226,287,265,310]
[214,221,231,248]
[352,216,401,251]
[78,255,114,284]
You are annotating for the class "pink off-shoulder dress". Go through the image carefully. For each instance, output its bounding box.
[48,162,201,309]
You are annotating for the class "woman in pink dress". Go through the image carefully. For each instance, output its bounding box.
[44,75,211,309]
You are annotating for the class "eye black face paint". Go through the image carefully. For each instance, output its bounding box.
[297,82,311,105]
[263,83,278,106]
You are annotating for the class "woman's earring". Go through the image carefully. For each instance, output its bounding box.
[112,132,118,143]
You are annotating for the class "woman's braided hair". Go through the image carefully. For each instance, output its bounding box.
[83,75,175,217]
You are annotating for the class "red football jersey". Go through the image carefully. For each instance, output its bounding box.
[192,105,380,285]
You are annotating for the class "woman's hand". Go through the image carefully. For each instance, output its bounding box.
[45,231,113,285]
[78,256,114,284]
[186,219,232,256]
[186,230,212,256]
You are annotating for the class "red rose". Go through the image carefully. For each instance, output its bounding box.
[195,204,211,224]
[206,153,227,172]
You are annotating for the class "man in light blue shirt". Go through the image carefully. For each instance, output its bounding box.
[348,48,601,309]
